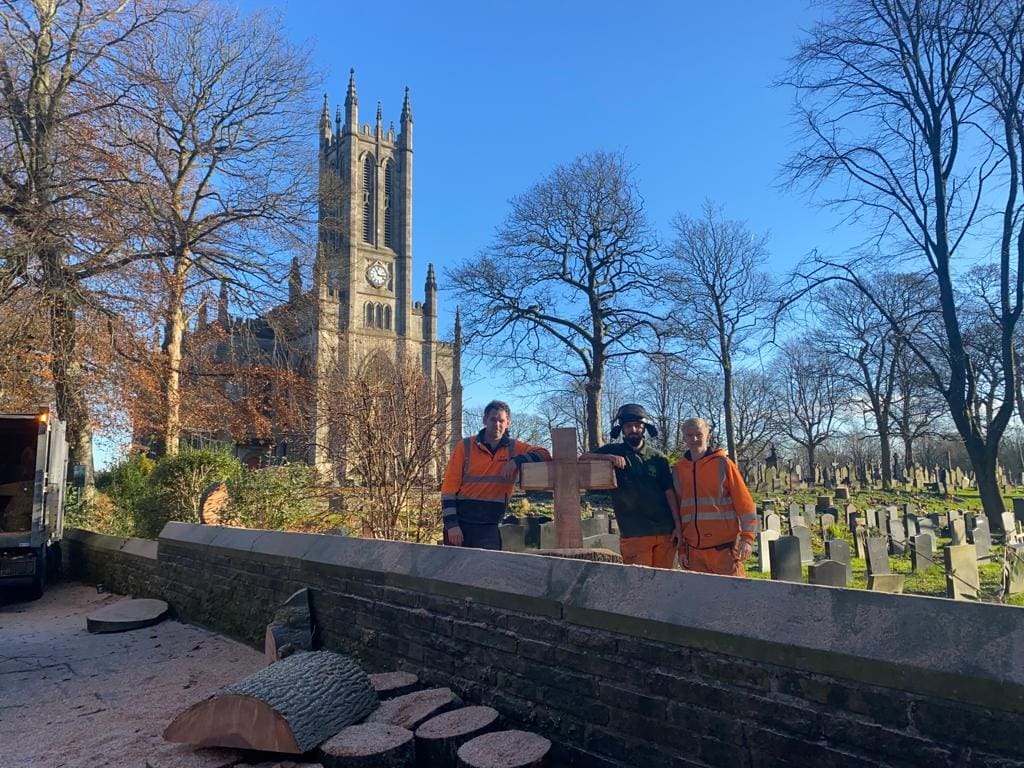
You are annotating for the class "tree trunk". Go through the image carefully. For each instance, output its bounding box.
[878,422,893,490]
[722,356,736,459]
[969,446,1007,534]
[806,442,816,484]
[49,291,94,485]
[162,258,189,456]
[584,368,603,453]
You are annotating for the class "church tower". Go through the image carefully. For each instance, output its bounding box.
[314,71,461,468]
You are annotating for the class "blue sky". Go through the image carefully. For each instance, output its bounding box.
[227,0,858,414]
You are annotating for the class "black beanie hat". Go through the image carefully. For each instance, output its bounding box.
[610,403,659,439]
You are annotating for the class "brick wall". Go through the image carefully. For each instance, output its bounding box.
[66,524,1024,768]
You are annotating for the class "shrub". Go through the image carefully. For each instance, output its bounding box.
[225,462,319,530]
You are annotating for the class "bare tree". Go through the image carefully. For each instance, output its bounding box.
[0,0,176,482]
[663,202,774,458]
[777,341,849,481]
[447,151,661,451]
[112,2,317,455]
[730,368,782,464]
[784,0,1024,531]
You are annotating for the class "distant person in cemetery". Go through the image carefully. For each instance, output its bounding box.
[441,400,551,550]
[580,404,680,568]
[672,417,757,576]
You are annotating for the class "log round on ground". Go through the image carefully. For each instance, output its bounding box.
[414,706,499,768]
[456,730,551,768]
[319,722,414,768]
[369,671,420,699]
[366,687,462,730]
[163,651,377,753]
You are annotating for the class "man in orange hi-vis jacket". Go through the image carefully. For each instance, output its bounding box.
[672,417,757,576]
[441,400,551,550]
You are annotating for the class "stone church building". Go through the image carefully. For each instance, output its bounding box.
[215,71,462,470]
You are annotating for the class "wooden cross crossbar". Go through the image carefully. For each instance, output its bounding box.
[519,427,617,549]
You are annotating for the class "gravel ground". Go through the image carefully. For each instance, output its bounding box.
[0,581,266,768]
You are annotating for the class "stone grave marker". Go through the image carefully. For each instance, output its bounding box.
[579,515,607,539]
[582,533,621,553]
[1006,543,1024,596]
[825,538,852,585]
[918,517,936,537]
[887,518,907,555]
[820,512,836,537]
[886,506,900,526]
[864,508,879,530]
[757,529,780,573]
[787,508,804,534]
[807,560,846,587]
[910,533,935,571]
[950,518,967,545]
[803,502,817,520]
[845,502,857,517]
[853,523,868,559]
[865,537,891,575]
[972,520,992,561]
[520,427,617,548]
[1013,497,1024,526]
[769,536,803,582]
[538,521,558,550]
[964,513,978,533]
[945,544,980,600]
[765,513,782,533]
[867,574,905,593]
[524,515,551,547]
[499,524,527,552]
[1002,512,1018,539]
[791,525,814,564]
[903,502,916,517]
[904,513,920,537]
[763,498,778,513]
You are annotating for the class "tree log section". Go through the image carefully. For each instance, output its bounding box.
[163,651,377,753]
[319,723,414,768]
[456,730,550,768]
[369,671,420,699]
[414,706,499,768]
[367,687,462,730]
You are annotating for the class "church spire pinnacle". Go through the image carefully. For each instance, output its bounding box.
[376,101,383,136]
[344,68,358,132]
[319,92,332,147]
[401,86,412,124]
[399,86,413,148]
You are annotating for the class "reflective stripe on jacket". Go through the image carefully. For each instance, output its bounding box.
[672,448,756,549]
[440,432,551,527]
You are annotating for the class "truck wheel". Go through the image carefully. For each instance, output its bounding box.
[29,545,47,599]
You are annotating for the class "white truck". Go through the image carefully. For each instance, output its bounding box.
[0,405,68,598]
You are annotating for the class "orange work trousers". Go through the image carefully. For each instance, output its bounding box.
[684,544,746,577]
[619,534,676,569]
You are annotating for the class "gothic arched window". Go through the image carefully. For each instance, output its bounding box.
[383,160,394,249]
[362,154,375,244]
[383,305,392,330]
[375,303,384,328]
[365,302,374,326]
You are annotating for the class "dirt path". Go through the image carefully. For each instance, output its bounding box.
[0,582,266,768]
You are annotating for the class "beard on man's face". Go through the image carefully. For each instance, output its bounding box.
[624,432,644,447]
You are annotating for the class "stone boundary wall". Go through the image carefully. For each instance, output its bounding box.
[65,525,1024,768]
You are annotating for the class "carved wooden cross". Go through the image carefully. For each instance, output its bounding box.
[519,427,616,548]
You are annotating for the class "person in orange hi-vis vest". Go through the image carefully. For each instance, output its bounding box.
[672,417,757,576]
[440,400,551,550]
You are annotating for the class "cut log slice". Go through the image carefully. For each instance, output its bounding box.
[367,687,462,730]
[456,730,551,768]
[164,651,377,753]
[319,722,414,768]
[87,598,169,634]
[369,671,420,699]
[415,706,500,768]
[265,588,318,663]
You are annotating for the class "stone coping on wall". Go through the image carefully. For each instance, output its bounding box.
[65,528,158,560]
[141,522,1021,713]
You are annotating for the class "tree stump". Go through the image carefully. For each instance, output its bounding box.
[414,706,500,767]
[164,651,377,753]
[198,482,230,525]
[265,588,320,663]
[86,598,168,634]
[369,671,420,699]
[367,687,462,730]
[319,723,414,768]
[456,731,550,768]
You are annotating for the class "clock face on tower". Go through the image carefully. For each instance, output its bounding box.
[366,261,388,289]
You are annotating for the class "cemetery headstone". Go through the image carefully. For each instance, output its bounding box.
[944,544,980,600]
[972,520,992,561]
[865,537,891,575]
[904,513,920,537]
[816,495,833,513]
[1001,512,1018,539]
[524,515,551,547]
[582,533,621,554]
[499,524,527,552]
[902,502,915,516]
[867,574,905,593]
[807,560,847,587]
[864,508,879,530]
[787,509,805,534]
[792,525,814,564]
[910,533,935,572]
[1006,542,1024,596]
[1013,497,1024,526]
[853,523,868,560]
[825,538,852,585]
[950,518,967,545]
[538,521,558,550]
[820,512,836,537]
[769,536,803,582]
[757,529,780,573]
[835,487,849,501]
[887,518,907,555]
[580,515,608,539]
[803,502,816,519]
[918,517,936,537]
[765,513,782,533]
